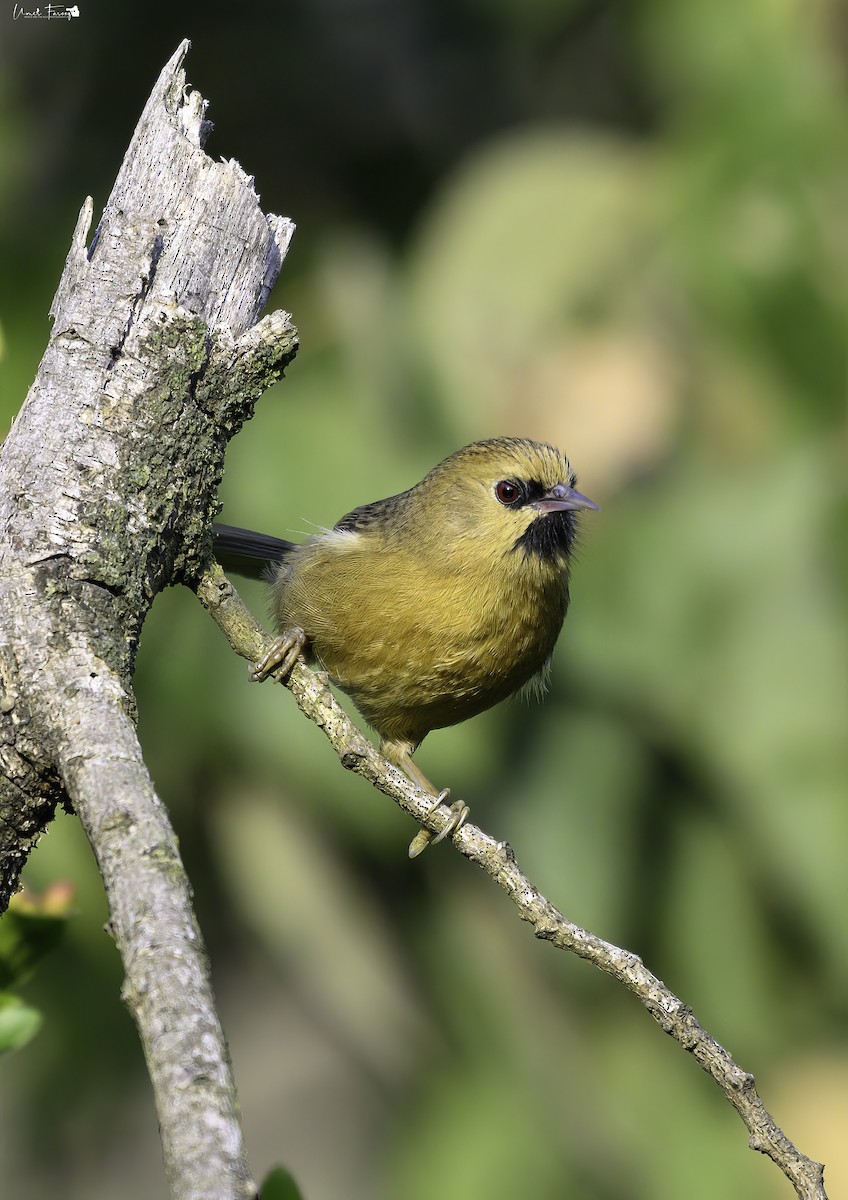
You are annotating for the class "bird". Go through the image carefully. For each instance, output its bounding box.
[213,437,599,856]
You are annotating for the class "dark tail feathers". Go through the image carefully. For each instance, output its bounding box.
[213,523,295,581]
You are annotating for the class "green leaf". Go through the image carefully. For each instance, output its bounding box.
[0,992,43,1054]
[259,1165,305,1200]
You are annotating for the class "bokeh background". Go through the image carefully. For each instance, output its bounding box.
[1,2,846,1198]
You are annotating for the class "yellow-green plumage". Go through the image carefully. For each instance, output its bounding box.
[274,529,567,746]
[215,437,597,852]
[269,437,592,757]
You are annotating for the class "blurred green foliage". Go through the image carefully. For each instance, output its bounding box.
[1,1,846,1198]
[261,1165,306,1200]
[0,992,42,1055]
[0,885,74,1054]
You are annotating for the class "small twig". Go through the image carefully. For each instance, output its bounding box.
[194,561,827,1200]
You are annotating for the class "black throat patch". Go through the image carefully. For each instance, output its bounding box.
[513,509,577,561]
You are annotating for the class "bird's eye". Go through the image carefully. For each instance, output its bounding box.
[495,480,523,506]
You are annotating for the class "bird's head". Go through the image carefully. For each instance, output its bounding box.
[411,437,599,570]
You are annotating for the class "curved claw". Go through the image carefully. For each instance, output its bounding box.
[428,801,471,847]
[250,628,306,682]
[408,790,470,858]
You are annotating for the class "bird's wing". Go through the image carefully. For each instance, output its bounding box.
[333,489,411,534]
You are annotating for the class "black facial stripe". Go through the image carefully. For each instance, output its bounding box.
[512,509,577,560]
[523,479,547,502]
[497,478,547,509]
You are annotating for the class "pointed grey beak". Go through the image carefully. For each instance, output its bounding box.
[532,483,600,515]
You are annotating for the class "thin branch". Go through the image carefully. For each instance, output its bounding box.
[195,561,828,1200]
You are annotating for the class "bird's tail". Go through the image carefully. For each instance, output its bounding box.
[212,523,295,581]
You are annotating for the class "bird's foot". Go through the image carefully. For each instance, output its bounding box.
[250,627,307,683]
[408,789,471,858]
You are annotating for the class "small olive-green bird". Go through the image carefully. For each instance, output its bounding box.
[214,437,598,855]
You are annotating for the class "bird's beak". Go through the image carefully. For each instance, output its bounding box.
[532,484,600,514]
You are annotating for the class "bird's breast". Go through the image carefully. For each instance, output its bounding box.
[273,534,569,745]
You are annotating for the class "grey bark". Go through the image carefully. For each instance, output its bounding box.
[0,41,297,1200]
